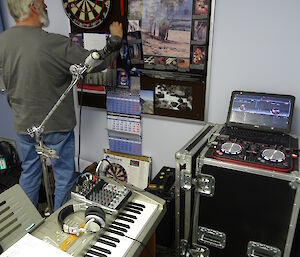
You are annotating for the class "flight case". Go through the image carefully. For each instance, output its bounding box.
[175,124,300,257]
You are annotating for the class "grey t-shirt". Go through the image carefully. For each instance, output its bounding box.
[0,26,118,134]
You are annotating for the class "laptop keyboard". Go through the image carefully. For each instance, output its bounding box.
[222,126,292,147]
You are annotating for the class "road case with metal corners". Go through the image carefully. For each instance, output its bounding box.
[175,123,300,257]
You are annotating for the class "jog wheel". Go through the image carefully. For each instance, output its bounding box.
[262,149,285,163]
[221,142,242,155]
[104,163,128,182]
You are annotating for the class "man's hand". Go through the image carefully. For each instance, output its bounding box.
[110,22,123,39]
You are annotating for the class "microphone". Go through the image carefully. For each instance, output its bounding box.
[84,36,122,73]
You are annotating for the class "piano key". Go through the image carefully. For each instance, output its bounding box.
[86,200,158,257]
[85,249,107,257]
[97,238,117,247]
[117,216,134,223]
[109,224,127,233]
[107,228,125,236]
[113,221,130,229]
[119,212,137,219]
[126,204,145,211]
[124,207,141,214]
[128,202,146,208]
[94,231,133,257]
[91,245,111,254]
[100,234,120,243]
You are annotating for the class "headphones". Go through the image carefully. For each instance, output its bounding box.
[58,203,106,236]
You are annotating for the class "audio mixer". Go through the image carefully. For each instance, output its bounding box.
[71,177,132,213]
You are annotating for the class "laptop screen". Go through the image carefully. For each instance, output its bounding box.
[226,91,295,133]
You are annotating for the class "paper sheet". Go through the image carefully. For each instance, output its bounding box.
[83,33,107,51]
[0,233,71,257]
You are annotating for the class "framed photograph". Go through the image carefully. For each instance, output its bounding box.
[191,45,206,66]
[144,55,155,64]
[141,75,206,120]
[128,0,143,19]
[128,20,141,32]
[155,83,193,112]
[141,0,192,63]
[141,90,154,114]
[70,33,84,47]
[128,43,143,64]
[177,58,190,71]
[127,31,142,41]
[117,40,130,68]
[143,55,154,69]
[117,69,130,87]
[194,0,209,16]
[165,57,177,70]
[193,20,208,42]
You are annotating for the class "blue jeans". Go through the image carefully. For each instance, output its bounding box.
[17,130,75,211]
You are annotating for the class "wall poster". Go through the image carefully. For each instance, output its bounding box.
[67,0,213,121]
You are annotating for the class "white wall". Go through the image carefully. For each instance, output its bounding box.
[1,0,299,177]
[208,0,300,135]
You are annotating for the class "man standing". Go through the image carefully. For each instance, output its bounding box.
[0,0,123,211]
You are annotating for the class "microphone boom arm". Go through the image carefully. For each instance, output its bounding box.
[26,36,122,215]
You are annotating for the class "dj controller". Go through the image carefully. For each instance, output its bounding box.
[206,126,299,173]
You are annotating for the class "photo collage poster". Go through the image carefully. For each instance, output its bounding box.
[128,0,211,120]
[67,0,211,120]
[127,0,211,74]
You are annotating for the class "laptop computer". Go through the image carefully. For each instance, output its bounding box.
[227,91,295,133]
[222,91,295,145]
[207,91,297,172]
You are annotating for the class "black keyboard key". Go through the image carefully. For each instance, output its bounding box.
[98,238,117,247]
[119,212,137,219]
[126,204,143,211]
[110,224,127,232]
[124,207,141,214]
[86,250,107,257]
[91,245,111,254]
[101,234,120,243]
[113,221,130,229]
[107,228,125,236]
[128,202,145,209]
[117,216,134,223]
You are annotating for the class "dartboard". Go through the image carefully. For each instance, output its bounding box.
[62,0,112,29]
[104,163,128,182]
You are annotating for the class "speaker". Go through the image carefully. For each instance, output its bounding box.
[58,203,105,236]
[147,167,175,247]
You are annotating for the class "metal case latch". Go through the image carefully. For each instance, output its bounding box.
[289,172,300,189]
[194,174,215,196]
[180,240,210,257]
[247,241,281,257]
[189,243,210,257]
[181,170,192,190]
[198,226,226,249]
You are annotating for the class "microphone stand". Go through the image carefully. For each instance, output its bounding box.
[26,35,122,215]
[27,63,89,215]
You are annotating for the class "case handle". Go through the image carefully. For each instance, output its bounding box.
[198,226,226,249]
[247,241,281,257]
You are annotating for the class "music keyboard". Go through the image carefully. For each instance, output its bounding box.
[85,200,158,257]
[32,179,166,257]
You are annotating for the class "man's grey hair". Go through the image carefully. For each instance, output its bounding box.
[6,0,39,21]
